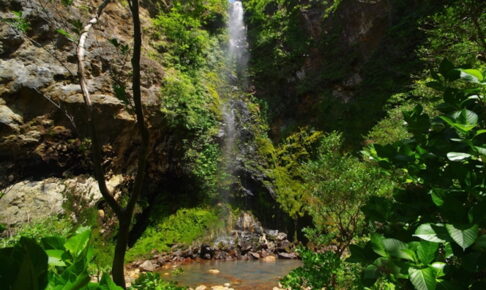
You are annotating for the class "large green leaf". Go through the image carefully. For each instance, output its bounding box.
[64,227,91,257]
[460,69,483,83]
[409,267,437,290]
[383,238,407,258]
[474,146,486,156]
[41,236,66,250]
[445,224,478,250]
[416,242,439,265]
[431,262,446,278]
[45,249,66,267]
[370,234,387,257]
[0,238,49,290]
[446,152,471,161]
[439,59,460,81]
[400,248,418,262]
[414,224,448,243]
[453,109,478,126]
[440,116,476,132]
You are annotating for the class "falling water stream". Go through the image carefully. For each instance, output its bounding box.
[220,0,250,201]
[163,2,301,288]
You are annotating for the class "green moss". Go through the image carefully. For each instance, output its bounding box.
[126,208,222,261]
[254,129,324,220]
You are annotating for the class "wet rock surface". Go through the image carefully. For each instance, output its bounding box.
[130,213,298,273]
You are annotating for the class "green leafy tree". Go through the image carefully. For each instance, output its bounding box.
[302,132,393,257]
[350,60,486,289]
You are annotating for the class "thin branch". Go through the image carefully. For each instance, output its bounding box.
[125,0,149,217]
[33,88,78,132]
[77,0,122,217]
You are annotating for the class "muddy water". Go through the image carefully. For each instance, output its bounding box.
[160,259,302,289]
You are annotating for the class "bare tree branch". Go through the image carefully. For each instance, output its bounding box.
[76,0,122,217]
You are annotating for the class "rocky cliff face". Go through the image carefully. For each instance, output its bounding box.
[245,0,440,143]
[0,0,174,224]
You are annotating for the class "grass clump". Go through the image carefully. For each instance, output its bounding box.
[127,207,222,261]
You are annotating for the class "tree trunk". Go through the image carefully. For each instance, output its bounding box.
[110,0,147,287]
[112,214,130,288]
[293,218,298,242]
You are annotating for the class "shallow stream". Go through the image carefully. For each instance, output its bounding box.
[160,259,302,289]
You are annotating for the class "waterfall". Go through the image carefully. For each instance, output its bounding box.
[228,0,249,88]
[220,0,249,202]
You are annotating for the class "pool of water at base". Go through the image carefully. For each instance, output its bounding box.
[159,259,302,289]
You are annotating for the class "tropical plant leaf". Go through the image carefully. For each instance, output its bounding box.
[445,224,478,250]
[440,116,476,132]
[460,69,483,83]
[370,234,387,257]
[409,267,437,290]
[383,238,407,258]
[446,152,471,161]
[416,242,439,265]
[414,224,448,243]
[45,249,66,267]
[64,227,91,257]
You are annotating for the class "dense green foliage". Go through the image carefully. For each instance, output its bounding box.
[3,0,486,289]
[281,248,341,289]
[0,227,121,290]
[153,0,228,199]
[349,62,486,289]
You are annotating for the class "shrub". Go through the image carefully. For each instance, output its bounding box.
[350,61,486,289]
[130,272,186,290]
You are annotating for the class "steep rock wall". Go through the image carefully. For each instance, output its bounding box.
[0,0,189,223]
[245,0,444,144]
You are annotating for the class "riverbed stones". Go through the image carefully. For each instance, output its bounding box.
[130,212,298,274]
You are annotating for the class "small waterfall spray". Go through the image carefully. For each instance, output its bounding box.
[220,0,249,202]
[228,0,249,87]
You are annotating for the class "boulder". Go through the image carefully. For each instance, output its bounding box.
[276,232,287,241]
[235,212,263,233]
[139,260,156,272]
[249,252,260,259]
[0,175,121,226]
[278,252,298,259]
